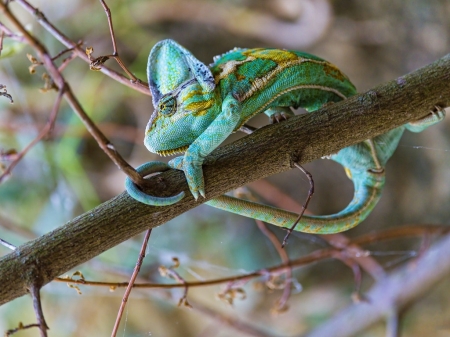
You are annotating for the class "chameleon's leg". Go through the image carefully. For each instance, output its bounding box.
[125,161,185,206]
[264,107,295,124]
[405,106,446,133]
[207,170,385,234]
[169,94,242,200]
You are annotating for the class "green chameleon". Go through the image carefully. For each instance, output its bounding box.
[125,39,445,234]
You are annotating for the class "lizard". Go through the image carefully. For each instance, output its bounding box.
[125,39,445,234]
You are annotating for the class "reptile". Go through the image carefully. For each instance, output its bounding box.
[125,39,445,234]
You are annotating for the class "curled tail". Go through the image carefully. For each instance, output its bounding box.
[206,170,385,234]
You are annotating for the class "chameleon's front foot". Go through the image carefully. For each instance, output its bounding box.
[169,154,205,200]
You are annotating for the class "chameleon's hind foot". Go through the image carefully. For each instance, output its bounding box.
[406,105,446,133]
[430,105,446,120]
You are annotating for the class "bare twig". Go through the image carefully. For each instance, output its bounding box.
[332,251,365,302]
[5,323,41,336]
[0,237,16,250]
[158,257,191,307]
[0,88,63,182]
[0,21,25,44]
[92,0,141,82]
[282,163,314,247]
[110,229,152,337]
[29,284,48,337]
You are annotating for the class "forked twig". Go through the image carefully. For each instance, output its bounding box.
[93,0,141,83]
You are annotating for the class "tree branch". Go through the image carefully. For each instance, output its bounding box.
[0,53,449,306]
[303,232,450,337]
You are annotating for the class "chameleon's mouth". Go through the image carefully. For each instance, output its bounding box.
[156,145,189,157]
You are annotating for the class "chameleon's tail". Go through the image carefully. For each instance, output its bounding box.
[206,170,385,234]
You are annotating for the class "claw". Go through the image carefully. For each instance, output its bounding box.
[192,190,199,201]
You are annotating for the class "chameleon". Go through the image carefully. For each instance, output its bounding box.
[125,39,445,234]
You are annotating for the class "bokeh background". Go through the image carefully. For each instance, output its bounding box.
[1,0,450,336]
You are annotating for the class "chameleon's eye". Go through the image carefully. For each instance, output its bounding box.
[158,94,176,116]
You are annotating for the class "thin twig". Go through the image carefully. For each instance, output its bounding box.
[5,323,41,336]
[96,0,140,82]
[0,21,25,44]
[0,237,16,250]
[29,284,48,337]
[332,251,365,302]
[58,51,78,72]
[282,163,314,247]
[110,229,152,337]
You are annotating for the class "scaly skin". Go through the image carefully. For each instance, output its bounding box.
[125,39,445,234]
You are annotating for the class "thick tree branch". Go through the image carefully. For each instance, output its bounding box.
[0,54,449,306]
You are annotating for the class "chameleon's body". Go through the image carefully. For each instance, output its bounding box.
[125,39,445,234]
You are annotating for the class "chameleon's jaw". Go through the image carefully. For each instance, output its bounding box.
[155,145,189,157]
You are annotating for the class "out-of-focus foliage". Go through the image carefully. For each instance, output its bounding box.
[0,0,449,336]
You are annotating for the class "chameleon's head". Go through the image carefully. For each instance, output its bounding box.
[144,39,221,156]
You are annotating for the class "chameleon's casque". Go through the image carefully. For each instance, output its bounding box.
[125,39,445,234]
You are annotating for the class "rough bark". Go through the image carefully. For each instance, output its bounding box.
[0,53,449,306]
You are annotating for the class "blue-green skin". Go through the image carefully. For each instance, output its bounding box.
[125,39,445,234]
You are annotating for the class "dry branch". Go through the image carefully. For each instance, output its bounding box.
[303,232,450,337]
[0,53,449,306]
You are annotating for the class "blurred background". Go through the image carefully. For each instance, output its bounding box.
[0,0,449,336]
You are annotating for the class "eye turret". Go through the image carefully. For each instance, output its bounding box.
[158,94,177,116]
